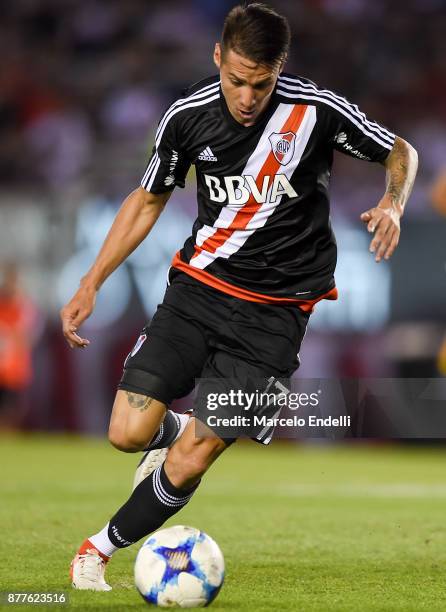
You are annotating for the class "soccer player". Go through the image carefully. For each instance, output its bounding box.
[61,3,418,590]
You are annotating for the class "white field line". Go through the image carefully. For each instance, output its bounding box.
[204,482,446,498]
[276,483,446,498]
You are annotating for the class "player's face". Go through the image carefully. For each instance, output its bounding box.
[214,44,282,127]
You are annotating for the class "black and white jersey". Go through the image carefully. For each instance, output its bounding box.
[141,73,395,309]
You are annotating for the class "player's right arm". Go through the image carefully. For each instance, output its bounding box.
[60,187,171,349]
[62,88,192,348]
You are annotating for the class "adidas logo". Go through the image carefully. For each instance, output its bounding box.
[198,146,217,162]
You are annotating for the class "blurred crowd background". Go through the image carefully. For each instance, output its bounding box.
[0,0,445,433]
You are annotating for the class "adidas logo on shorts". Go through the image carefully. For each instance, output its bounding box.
[198,146,217,162]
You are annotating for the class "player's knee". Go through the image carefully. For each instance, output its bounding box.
[108,424,145,453]
[108,428,131,452]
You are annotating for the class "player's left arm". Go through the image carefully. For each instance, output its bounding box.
[360,136,418,262]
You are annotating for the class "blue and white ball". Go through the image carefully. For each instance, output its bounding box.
[134,525,225,607]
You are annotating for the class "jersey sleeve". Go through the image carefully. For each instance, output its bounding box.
[322,94,396,163]
[140,107,191,194]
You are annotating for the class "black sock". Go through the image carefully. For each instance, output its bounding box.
[107,463,199,548]
[145,410,182,451]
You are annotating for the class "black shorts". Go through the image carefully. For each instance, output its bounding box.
[118,272,310,438]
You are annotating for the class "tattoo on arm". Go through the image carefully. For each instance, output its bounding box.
[126,391,154,412]
[384,136,418,211]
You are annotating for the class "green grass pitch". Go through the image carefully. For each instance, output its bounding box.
[2,435,446,611]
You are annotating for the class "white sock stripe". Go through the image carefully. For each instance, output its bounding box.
[176,412,190,440]
[151,422,164,447]
[172,411,181,432]
[278,76,394,144]
[155,82,220,141]
[276,89,393,150]
[153,466,194,506]
[153,482,185,507]
[155,467,194,504]
[153,476,193,508]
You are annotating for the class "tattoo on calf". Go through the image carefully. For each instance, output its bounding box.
[126,392,154,412]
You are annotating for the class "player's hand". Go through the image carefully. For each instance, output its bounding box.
[60,284,97,348]
[360,197,402,262]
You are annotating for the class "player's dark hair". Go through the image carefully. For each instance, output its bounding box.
[221,2,290,67]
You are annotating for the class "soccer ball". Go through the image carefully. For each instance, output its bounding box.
[134,525,225,607]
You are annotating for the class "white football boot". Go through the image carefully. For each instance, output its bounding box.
[70,543,112,591]
[133,447,169,490]
[132,411,193,490]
